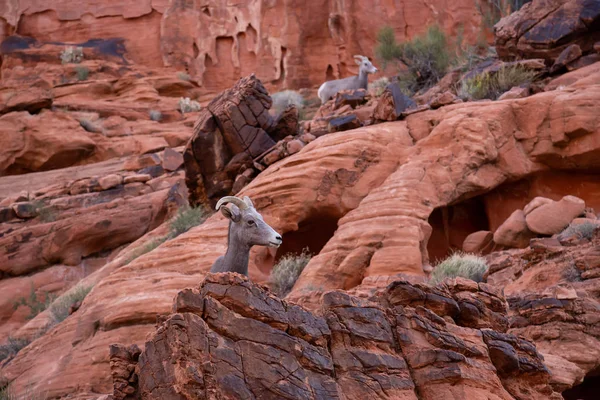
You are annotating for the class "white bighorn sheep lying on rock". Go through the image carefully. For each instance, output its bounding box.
[210,195,282,277]
[317,55,379,104]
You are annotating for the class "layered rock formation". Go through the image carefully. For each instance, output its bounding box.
[110,273,560,400]
[1,0,487,94]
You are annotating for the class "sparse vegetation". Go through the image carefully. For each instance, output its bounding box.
[560,221,597,241]
[479,0,531,30]
[178,97,201,114]
[177,72,191,81]
[13,284,56,321]
[32,199,57,223]
[429,252,489,285]
[376,24,451,95]
[123,236,169,265]
[0,336,31,363]
[0,383,47,400]
[75,66,89,81]
[269,248,312,297]
[369,77,391,97]
[169,206,209,238]
[562,263,583,282]
[149,110,162,122]
[60,46,84,64]
[271,90,305,115]
[458,64,537,100]
[48,285,94,325]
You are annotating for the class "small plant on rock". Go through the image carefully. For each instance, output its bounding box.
[60,46,84,64]
[178,97,201,114]
[562,263,583,282]
[13,284,56,321]
[149,110,162,122]
[48,285,94,325]
[31,199,57,223]
[376,24,451,95]
[269,248,312,297]
[429,252,489,285]
[270,90,305,116]
[560,221,597,241]
[75,66,89,81]
[0,336,32,363]
[169,206,209,238]
[458,64,537,101]
[369,77,391,97]
[123,236,169,265]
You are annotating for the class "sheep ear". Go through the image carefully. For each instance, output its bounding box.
[242,196,254,209]
[354,58,362,65]
[221,204,241,222]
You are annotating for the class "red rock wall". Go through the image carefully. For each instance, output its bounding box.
[0,0,487,93]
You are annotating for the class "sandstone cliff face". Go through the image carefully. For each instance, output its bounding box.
[114,273,560,400]
[0,0,486,94]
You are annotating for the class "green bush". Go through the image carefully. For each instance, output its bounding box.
[75,66,89,81]
[269,249,312,297]
[49,285,93,325]
[429,252,489,285]
[458,64,537,100]
[169,206,209,238]
[560,221,597,240]
[13,284,56,321]
[0,336,31,363]
[31,199,57,223]
[271,90,305,116]
[376,24,451,94]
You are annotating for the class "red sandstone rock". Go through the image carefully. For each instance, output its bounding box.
[161,147,184,172]
[494,209,534,249]
[462,230,494,254]
[525,195,586,235]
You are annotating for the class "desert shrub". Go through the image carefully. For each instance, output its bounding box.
[376,24,451,94]
[269,248,312,297]
[561,221,597,240]
[31,199,57,223]
[177,72,191,81]
[369,77,391,97]
[75,66,89,81]
[429,252,489,285]
[48,285,93,325]
[0,337,31,363]
[479,0,531,29]
[169,206,209,238]
[271,90,305,115]
[149,110,162,122]
[178,97,201,113]
[562,263,583,282]
[458,64,537,100]
[13,284,56,321]
[60,46,84,64]
[123,236,169,265]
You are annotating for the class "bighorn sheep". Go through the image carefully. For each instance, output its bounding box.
[210,196,283,277]
[317,55,379,104]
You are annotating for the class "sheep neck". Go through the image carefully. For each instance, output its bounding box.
[357,69,369,89]
[223,222,251,275]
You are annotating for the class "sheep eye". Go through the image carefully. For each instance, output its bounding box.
[247,220,255,226]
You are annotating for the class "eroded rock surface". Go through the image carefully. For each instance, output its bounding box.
[117,273,559,400]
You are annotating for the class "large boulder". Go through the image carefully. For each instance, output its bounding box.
[494,209,534,248]
[495,0,600,63]
[183,74,277,207]
[525,195,586,235]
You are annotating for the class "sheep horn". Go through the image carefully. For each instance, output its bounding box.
[215,196,249,211]
[353,55,366,60]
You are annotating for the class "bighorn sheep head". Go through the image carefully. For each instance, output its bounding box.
[216,196,282,249]
[354,55,378,74]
